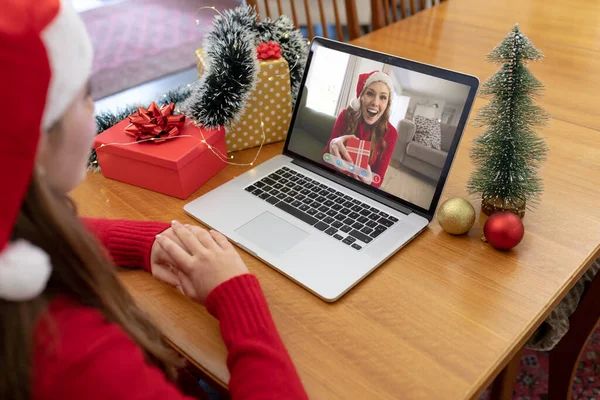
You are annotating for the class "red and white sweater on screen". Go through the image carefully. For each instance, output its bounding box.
[33,218,308,400]
[322,108,399,189]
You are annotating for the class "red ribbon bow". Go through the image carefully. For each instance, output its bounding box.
[257,41,282,60]
[124,102,185,143]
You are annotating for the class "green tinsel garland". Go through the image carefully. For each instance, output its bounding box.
[184,6,307,128]
[88,85,191,171]
[88,6,308,171]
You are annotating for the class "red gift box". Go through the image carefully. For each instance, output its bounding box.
[346,137,371,170]
[94,116,227,199]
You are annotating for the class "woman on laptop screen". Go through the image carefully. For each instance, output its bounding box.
[323,71,398,189]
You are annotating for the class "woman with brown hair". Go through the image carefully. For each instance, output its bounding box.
[0,1,307,399]
[323,71,398,189]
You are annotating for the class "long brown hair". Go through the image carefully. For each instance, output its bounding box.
[344,86,393,163]
[0,172,182,399]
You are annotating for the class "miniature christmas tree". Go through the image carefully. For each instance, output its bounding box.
[467,24,549,218]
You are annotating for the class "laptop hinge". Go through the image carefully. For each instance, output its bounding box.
[291,158,420,218]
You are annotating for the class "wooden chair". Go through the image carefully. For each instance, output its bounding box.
[548,267,600,399]
[489,262,600,400]
[245,0,362,41]
[371,0,447,30]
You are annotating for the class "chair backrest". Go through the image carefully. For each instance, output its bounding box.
[371,0,446,30]
[246,0,361,42]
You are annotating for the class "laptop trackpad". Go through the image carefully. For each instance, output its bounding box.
[235,212,309,255]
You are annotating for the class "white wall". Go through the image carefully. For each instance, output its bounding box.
[440,98,468,126]
[404,92,445,120]
[391,68,470,107]
[450,108,462,126]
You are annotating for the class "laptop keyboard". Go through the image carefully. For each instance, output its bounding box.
[244,166,400,250]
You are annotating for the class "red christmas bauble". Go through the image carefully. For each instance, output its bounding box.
[483,212,524,250]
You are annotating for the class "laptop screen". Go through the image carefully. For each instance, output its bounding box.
[286,40,475,212]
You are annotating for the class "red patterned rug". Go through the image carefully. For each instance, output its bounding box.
[479,325,600,399]
[81,0,240,100]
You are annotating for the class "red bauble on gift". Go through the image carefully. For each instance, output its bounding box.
[345,137,372,170]
[257,41,282,60]
[483,212,525,250]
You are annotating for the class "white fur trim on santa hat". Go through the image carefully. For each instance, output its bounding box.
[0,240,52,302]
[349,71,396,112]
[363,71,394,95]
[41,0,93,131]
[350,98,361,111]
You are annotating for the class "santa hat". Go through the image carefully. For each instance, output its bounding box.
[349,71,395,112]
[0,0,93,301]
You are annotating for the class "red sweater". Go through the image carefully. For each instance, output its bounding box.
[33,218,308,400]
[323,108,398,189]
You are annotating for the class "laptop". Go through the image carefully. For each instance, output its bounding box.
[184,37,479,302]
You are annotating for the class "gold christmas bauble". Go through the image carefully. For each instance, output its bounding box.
[437,197,476,235]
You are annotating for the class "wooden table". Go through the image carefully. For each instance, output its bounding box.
[72,0,600,398]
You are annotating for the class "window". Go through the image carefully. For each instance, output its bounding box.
[305,47,350,116]
[389,95,411,127]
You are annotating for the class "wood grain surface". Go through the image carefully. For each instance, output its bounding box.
[71,1,600,398]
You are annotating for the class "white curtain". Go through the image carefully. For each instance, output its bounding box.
[334,57,358,116]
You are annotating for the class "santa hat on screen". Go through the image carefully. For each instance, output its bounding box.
[0,0,93,301]
[349,70,395,111]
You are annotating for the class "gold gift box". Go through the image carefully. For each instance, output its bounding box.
[195,48,293,153]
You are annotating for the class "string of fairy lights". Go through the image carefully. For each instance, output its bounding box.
[95,100,267,167]
[97,5,307,168]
